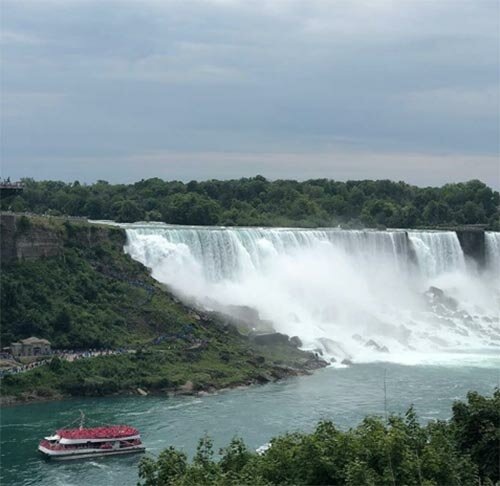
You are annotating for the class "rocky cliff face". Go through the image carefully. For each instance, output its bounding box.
[0,213,125,265]
[1,214,63,264]
[456,229,486,267]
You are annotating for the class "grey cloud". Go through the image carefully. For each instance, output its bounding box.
[1,0,499,185]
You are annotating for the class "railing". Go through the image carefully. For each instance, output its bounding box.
[0,349,134,377]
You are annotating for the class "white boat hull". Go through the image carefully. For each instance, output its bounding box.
[38,444,146,460]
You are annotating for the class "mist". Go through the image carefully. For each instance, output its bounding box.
[124,224,500,366]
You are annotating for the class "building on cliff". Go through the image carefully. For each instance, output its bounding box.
[10,337,51,357]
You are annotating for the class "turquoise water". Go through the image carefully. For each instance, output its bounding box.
[1,363,498,486]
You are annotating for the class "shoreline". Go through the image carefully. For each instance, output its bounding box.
[0,358,327,408]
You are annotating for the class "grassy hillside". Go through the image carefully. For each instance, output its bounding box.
[1,342,321,401]
[0,215,325,402]
[1,216,192,348]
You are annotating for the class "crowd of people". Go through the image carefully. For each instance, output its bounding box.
[0,348,132,377]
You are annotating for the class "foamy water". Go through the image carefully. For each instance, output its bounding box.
[122,224,500,366]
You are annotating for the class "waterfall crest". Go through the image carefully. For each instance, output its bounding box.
[124,224,500,365]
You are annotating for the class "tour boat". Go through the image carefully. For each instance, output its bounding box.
[38,413,145,460]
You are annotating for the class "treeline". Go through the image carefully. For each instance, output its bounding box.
[138,390,499,486]
[2,177,499,229]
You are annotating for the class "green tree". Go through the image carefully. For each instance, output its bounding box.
[423,201,451,225]
[53,307,72,332]
[138,447,188,486]
[451,389,500,482]
[462,201,486,224]
[4,177,499,229]
[137,392,497,485]
[162,193,221,225]
[117,200,144,222]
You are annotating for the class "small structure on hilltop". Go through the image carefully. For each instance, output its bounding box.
[10,337,51,357]
[0,178,25,197]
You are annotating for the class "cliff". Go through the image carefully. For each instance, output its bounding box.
[456,228,486,267]
[0,213,327,403]
[1,213,125,265]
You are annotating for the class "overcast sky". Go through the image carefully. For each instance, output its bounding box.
[1,0,499,187]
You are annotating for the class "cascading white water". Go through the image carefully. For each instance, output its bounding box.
[124,224,500,366]
[407,231,466,278]
[485,232,500,271]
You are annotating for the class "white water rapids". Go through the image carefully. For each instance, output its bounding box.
[123,224,500,366]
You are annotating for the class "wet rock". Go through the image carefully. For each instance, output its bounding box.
[364,339,389,353]
[179,380,194,394]
[425,286,459,312]
[252,332,290,346]
[428,286,444,298]
[341,358,353,365]
[289,336,302,348]
[226,305,261,323]
[304,356,329,370]
[317,338,351,360]
[247,355,266,366]
[255,373,273,384]
[210,305,274,334]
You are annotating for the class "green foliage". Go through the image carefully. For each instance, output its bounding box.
[0,217,197,349]
[139,448,188,486]
[138,391,499,486]
[1,341,319,404]
[16,215,31,233]
[451,389,500,482]
[1,218,322,400]
[2,177,498,228]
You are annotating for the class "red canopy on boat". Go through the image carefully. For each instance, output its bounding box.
[56,425,139,440]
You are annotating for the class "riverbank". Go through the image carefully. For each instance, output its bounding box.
[0,347,326,406]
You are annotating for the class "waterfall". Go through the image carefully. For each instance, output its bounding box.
[485,232,500,269]
[124,224,500,365]
[485,232,500,289]
[125,226,410,282]
[407,231,465,279]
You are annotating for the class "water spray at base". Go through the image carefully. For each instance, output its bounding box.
[124,224,500,366]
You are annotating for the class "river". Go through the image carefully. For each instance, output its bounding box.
[3,225,498,484]
[1,362,498,486]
